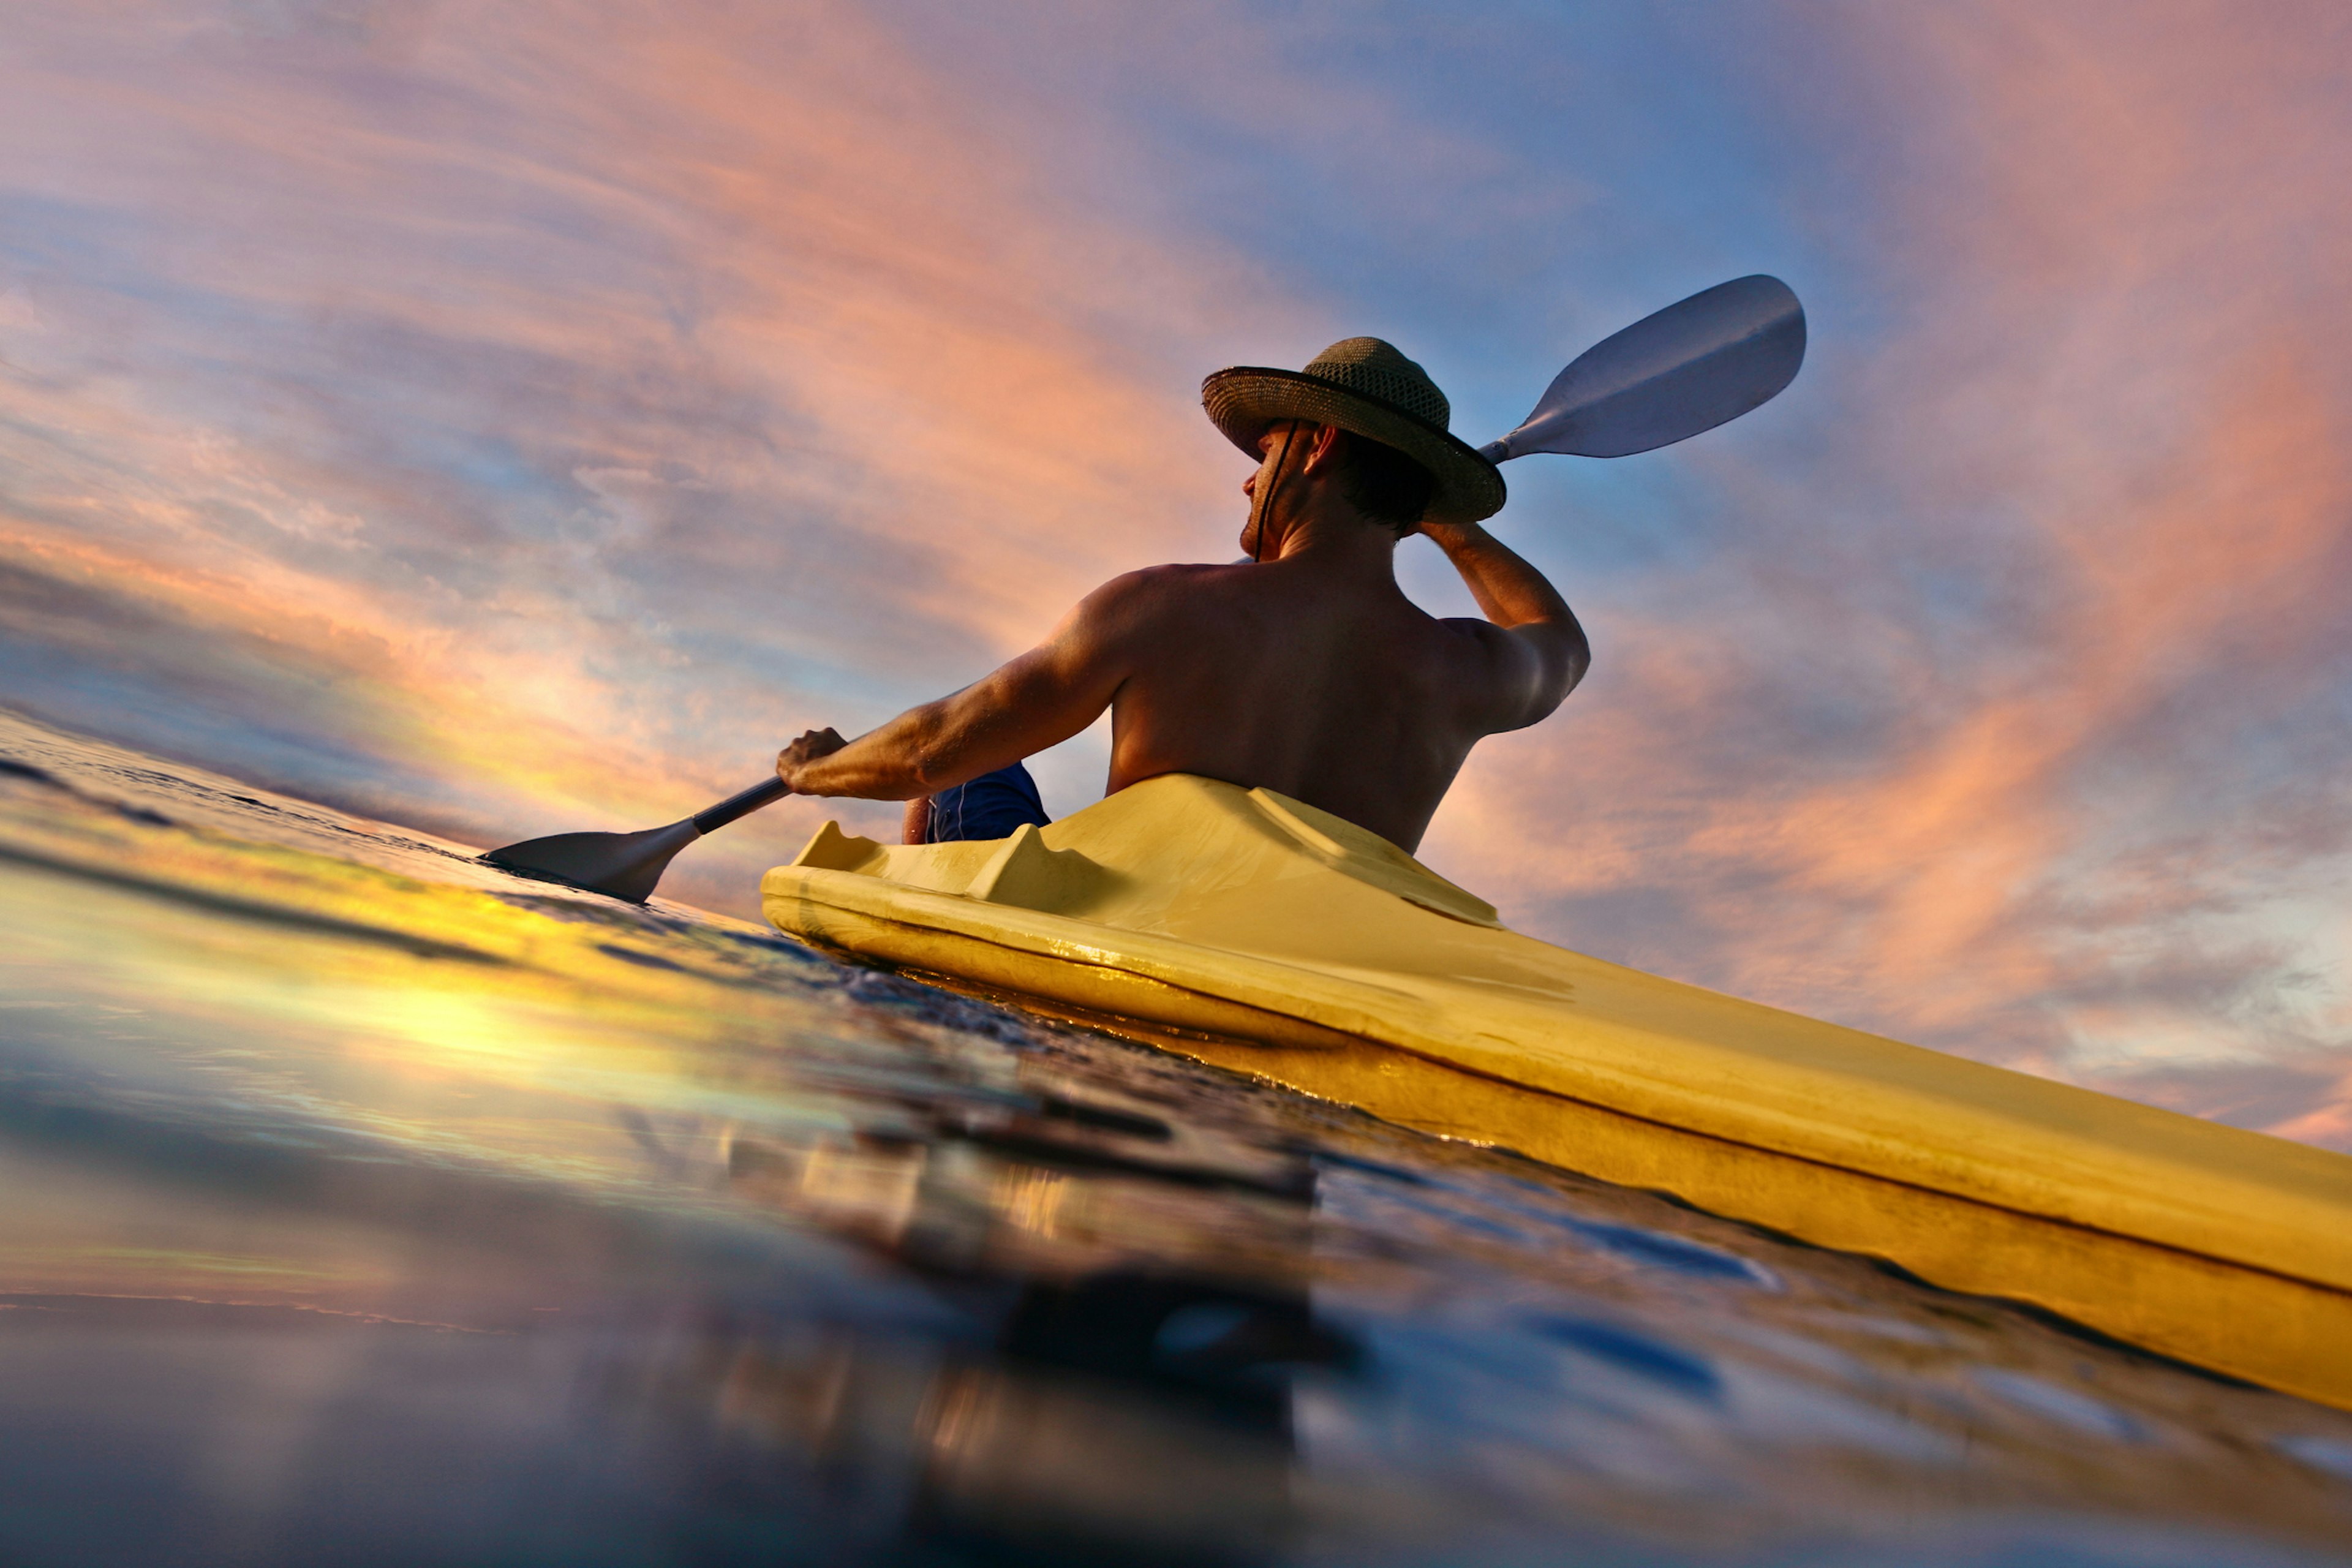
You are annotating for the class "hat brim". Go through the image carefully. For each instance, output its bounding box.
[1202,367,1505,526]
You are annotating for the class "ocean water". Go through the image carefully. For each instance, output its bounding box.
[2,707,2348,1568]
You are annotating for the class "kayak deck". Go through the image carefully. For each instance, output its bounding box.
[762,774,2352,1411]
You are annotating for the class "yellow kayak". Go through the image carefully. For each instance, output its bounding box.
[763,774,2352,1411]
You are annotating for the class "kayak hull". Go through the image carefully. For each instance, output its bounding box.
[763,775,2352,1411]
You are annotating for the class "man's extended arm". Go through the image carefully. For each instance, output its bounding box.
[776,578,1142,799]
[1422,521,1590,731]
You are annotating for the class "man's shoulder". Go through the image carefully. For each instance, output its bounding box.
[1109,560,1250,589]
[1055,562,1247,650]
[1085,561,1250,612]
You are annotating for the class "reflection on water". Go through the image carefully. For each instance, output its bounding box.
[2,707,2350,1567]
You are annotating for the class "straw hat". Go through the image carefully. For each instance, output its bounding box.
[1202,337,1505,526]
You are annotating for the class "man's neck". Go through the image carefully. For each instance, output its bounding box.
[1267,500,1398,581]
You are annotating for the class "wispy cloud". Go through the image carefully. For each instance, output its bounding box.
[1424,0,2352,1142]
[0,0,1298,905]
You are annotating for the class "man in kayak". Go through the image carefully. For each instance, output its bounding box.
[774,337,1589,855]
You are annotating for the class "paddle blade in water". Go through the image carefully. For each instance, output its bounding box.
[1480,275,1806,462]
[482,818,701,903]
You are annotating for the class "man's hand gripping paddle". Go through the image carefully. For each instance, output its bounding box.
[482,274,1807,902]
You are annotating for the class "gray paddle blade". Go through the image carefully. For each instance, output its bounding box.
[481,818,701,903]
[1482,274,1805,462]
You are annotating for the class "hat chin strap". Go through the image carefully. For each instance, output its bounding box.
[1249,421,1301,564]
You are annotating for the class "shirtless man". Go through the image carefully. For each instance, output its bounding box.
[773,337,1589,855]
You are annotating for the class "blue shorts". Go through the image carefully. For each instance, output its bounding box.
[924,761,1050,843]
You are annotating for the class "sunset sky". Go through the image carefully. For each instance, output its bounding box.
[4,1,2350,1148]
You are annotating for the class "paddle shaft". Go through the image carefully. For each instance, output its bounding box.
[692,775,791,835]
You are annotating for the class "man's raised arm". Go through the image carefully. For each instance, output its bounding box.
[774,576,1146,800]
[1422,521,1590,733]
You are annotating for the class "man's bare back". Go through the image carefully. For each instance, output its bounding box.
[776,417,1588,854]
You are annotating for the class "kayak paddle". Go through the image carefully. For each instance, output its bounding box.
[1477,274,1805,463]
[483,274,1807,902]
[482,775,788,903]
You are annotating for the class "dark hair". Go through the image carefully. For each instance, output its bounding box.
[1327,429,1436,536]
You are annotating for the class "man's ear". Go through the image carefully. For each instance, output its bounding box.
[1298,422,1346,474]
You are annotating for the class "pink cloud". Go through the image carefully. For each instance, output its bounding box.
[1424,1,2352,1145]
[0,0,1314,906]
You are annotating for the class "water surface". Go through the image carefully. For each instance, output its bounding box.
[2,709,2349,1567]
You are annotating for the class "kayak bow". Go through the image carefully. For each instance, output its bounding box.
[763,774,2352,1410]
